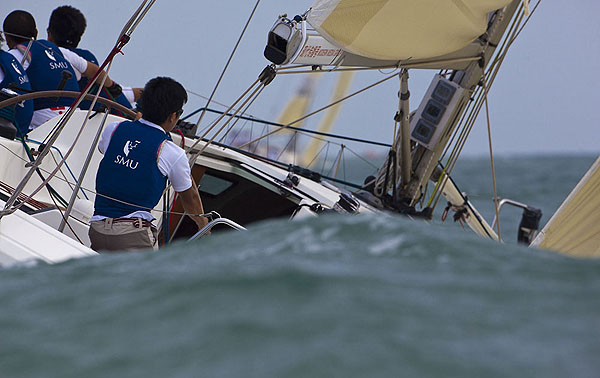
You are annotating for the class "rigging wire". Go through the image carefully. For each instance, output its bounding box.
[218,86,266,144]
[239,72,399,149]
[191,107,393,148]
[184,90,233,112]
[344,146,380,170]
[425,2,537,214]
[194,0,262,130]
[186,78,261,160]
[0,0,154,218]
[198,81,265,156]
[229,118,252,147]
[305,141,330,169]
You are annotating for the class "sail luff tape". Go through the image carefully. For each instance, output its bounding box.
[522,0,530,16]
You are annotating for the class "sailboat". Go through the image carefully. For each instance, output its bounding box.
[0,0,597,266]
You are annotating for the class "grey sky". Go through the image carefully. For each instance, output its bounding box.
[2,0,598,157]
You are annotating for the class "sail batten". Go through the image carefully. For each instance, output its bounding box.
[307,0,513,60]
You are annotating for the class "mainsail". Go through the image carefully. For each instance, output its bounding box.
[531,157,600,257]
[307,0,513,60]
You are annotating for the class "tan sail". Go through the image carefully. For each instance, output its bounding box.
[276,75,321,131]
[531,157,600,257]
[308,0,512,60]
[301,71,355,166]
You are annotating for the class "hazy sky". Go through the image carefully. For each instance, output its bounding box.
[2,0,598,157]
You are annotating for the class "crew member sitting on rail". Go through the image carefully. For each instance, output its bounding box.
[89,77,208,252]
[47,6,141,113]
[3,10,123,130]
[0,30,33,136]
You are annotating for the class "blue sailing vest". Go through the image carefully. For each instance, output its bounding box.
[23,40,79,110]
[0,51,33,134]
[70,47,133,113]
[94,120,169,218]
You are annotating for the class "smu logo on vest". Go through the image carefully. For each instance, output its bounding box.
[11,61,22,75]
[114,140,141,169]
[45,49,69,70]
[11,62,29,85]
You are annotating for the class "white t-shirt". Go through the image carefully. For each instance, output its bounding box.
[9,44,134,128]
[9,46,87,129]
[59,48,88,81]
[8,46,88,80]
[90,118,193,221]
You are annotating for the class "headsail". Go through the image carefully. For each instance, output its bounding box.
[307,0,513,60]
[531,157,600,257]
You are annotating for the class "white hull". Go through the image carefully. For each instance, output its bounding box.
[0,198,96,266]
[0,110,378,266]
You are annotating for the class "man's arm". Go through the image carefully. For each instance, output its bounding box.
[177,179,209,230]
[83,61,115,87]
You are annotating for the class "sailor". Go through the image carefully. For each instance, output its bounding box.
[0,31,33,136]
[3,10,122,130]
[89,77,208,252]
[47,5,141,113]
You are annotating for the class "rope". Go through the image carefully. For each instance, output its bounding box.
[0,1,155,219]
[0,180,47,210]
[3,60,118,216]
[425,2,532,213]
[483,79,501,240]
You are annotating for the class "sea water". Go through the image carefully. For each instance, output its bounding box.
[1,155,599,378]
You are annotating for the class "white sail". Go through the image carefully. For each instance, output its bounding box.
[531,157,600,257]
[307,0,512,60]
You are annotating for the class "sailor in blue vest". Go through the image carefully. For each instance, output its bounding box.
[89,77,208,252]
[47,6,141,114]
[3,10,125,130]
[0,33,33,136]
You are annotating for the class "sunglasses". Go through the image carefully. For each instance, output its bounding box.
[175,108,184,118]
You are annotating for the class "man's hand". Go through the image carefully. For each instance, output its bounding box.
[178,185,209,231]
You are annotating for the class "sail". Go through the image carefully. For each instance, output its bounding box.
[276,75,320,129]
[301,71,355,166]
[531,157,600,257]
[307,0,513,60]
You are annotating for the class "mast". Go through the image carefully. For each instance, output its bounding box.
[398,70,411,193]
[400,0,522,208]
[262,0,525,221]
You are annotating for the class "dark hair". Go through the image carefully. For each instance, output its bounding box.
[48,6,86,49]
[3,10,36,45]
[139,77,187,125]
